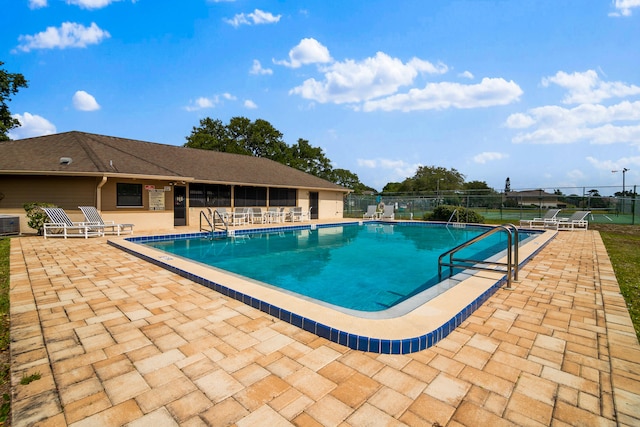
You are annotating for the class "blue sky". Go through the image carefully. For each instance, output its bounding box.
[4,0,640,193]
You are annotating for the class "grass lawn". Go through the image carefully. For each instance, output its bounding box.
[594,224,640,342]
[0,237,10,425]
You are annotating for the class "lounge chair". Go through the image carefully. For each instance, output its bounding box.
[519,209,561,229]
[363,205,378,220]
[556,211,591,231]
[42,207,103,239]
[380,205,395,220]
[79,206,134,236]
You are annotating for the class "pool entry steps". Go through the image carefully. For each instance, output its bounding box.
[439,223,519,289]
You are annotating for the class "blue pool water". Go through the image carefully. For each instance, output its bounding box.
[143,222,534,312]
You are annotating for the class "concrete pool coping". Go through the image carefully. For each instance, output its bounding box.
[108,221,557,354]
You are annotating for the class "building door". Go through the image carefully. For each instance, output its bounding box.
[174,186,186,226]
[309,192,319,219]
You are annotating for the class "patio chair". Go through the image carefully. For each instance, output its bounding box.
[363,205,378,220]
[301,207,312,221]
[380,205,395,220]
[519,208,561,229]
[249,207,266,224]
[79,206,134,236]
[42,207,103,239]
[265,207,281,223]
[289,207,303,222]
[556,211,591,231]
[232,207,250,226]
[214,208,231,222]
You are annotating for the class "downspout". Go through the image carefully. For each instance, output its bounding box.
[96,176,108,211]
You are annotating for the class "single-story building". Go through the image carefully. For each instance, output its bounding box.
[505,189,561,208]
[0,131,350,234]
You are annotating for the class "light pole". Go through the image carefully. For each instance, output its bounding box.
[612,168,629,213]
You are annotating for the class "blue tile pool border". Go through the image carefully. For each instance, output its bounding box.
[109,221,552,354]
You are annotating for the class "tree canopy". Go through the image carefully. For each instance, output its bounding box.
[185,116,374,193]
[0,61,28,141]
[383,166,466,193]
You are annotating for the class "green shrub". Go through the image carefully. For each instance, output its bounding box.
[424,205,485,223]
[23,202,56,235]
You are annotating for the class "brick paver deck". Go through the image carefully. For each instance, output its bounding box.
[9,229,640,426]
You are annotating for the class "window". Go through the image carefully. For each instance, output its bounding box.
[117,183,143,207]
[189,184,231,207]
[269,188,297,206]
[234,186,267,207]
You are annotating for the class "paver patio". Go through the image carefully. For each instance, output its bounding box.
[8,228,640,426]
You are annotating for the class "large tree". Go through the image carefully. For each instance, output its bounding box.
[184,116,372,190]
[387,165,465,193]
[0,61,28,141]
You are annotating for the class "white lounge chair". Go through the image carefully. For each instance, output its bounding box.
[556,211,590,231]
[79,206,134,236]
[380,205,395,220]
[363,205,377,220]
[519,209,561,229]
[42,207,103,239]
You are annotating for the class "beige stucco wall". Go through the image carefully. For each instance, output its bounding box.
[1,175,346,235]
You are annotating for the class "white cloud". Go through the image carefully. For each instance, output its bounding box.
[290,51,449,105]
[586,155,640,171]
[8,113,56,139]
[609,0,640,16]
[473,152,509,164]
[504,113,536,129]
[250,60,272,75]
[459,71,474,79]
[224,9,281,27]
[184,93,238,111]
[244,100,257,109]
[542,70,640,104]
[508,100,640,145]
[357,158,421,180]
[184,96,216,112]
[72,90,100,111]
[29,0,47,9]
[66,0,137,9]
[16,22,110,52]
[361,77,522,112]
[275,38,332,69]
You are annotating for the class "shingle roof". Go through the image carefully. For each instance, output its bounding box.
[0,131,349,191]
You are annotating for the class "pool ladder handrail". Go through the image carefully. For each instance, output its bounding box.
[438,224,519,289]
[200,208,228,238]
[446,209,465,228]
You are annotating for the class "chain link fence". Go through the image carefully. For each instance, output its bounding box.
[344,185,639,225]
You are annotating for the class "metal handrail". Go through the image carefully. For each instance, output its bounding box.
[438,224,519,289]
[200,208,228,238]
[447,209,459,225]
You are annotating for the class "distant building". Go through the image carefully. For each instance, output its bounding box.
[0,131,350,234]
[505,189,561,208]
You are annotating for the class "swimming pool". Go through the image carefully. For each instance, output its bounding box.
[110,221,555,354]
[142,223,535,313]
